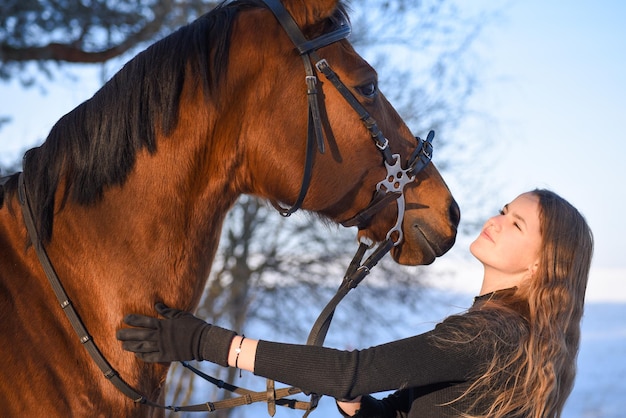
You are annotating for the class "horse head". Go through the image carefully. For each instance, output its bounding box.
[226,0,459,265]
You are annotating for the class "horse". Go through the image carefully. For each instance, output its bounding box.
[0,0,459,416]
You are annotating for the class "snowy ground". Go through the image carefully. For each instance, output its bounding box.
[563,302,626,418]
[168,289,626,418]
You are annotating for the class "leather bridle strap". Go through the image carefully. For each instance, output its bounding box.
[18,171,312,413]
[263,0,435,232]
[273,55,324,216]
[300,237,394,415]
[179,362,312,412]
[306,238,394,347]
[265,0,351,216]
[18,173,154,407]
[18,163,390,415]
[312,57,395,165]
[263,0,395,167]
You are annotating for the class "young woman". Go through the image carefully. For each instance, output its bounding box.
[118,189,593,417]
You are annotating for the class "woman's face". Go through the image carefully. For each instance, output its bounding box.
[470,192,543,283]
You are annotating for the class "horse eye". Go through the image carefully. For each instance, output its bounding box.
[355,81,377,99]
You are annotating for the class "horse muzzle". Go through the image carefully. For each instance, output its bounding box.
[391,197,460,265]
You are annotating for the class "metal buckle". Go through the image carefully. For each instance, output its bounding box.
[375,137,389,152]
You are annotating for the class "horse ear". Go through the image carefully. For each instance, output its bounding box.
[282,0,339,28]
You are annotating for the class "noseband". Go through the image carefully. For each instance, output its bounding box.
[264,0,434,248]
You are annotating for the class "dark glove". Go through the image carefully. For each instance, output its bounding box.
[116,303,236,365]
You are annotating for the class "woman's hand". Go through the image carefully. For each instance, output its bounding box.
[337,396,363,417]
[117,303,236,365]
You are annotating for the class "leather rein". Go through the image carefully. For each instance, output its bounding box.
[11,0,435,415]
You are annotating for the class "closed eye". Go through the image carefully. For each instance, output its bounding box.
[355,81,378,99]
[500,207,523,231]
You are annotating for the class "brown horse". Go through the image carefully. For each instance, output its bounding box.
[0,0,458,416]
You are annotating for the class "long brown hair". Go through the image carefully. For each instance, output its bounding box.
[444,189,593,417]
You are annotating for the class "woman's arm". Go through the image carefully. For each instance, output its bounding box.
[118,304,484,400]
[226,335,257,372]
[226,338,399,418]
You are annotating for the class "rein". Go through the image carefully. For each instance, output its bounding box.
[246,4,435,415]
[18,173,155,408]
[14,0,436,416]
[18,170,311,413]
[18,165,388,414]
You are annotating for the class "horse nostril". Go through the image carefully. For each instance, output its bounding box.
[449,199,461,227]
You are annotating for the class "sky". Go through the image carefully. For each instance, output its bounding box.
[427,0,626,302]
[1,1,625,300]
[462,0,626,270]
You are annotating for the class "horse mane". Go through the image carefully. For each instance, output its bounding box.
[4,1,265,242]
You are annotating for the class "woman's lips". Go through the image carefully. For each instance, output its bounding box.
[481,229,494,243]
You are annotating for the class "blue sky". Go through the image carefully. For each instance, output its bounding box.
[451,0,626,271]
[1,1,624,296]
[423,0,626,302]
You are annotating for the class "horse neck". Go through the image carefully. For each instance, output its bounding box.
[48,138,239,315]
[0,114,244,411]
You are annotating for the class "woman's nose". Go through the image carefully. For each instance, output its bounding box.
[487,216,501,232]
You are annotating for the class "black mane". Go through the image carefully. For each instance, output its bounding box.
[5,1,264,242]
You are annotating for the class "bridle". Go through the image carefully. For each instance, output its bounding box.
[14,0,436,416]
[262,1,436,413]
[269,0,434,241]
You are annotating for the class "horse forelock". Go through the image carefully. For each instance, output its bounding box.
[18,2,265,243]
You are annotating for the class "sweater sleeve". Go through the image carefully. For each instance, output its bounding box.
[253,319,488,400]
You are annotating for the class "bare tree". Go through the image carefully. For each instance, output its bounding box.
[0,0,219,84]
